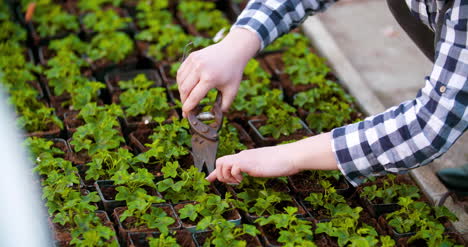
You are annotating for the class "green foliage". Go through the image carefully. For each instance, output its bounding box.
[69,80,105,110]
[49,34,88,54]
[148,234,180,247]
[284,52,329,85]
[315,206,393,247]
[24,137,64,161]
[70,103,124,156]
[87,31,134,63]
[0,21,27,43]
[218,122,247,157]
[256,207,315,247]
[137,23,211,62]
[179,193,234,223]
[9,87,63,132]
[304,180,348,219]
[82,9,130,33]
[136,0,171,29]
[85,148,134,181]
[234,176,292,216]
[33,4,79,38]
[265,33,310,52]
[78,0,122,12]
[359,174,420,204]
[259,106,302,139]
[294,80,356,132]
[197,218,259,247]
[45,49,90,96]
[178,1,230,37]
[136,119,191,164]
[119,197,173,233]
[156,162,209,203]
[231,88,283,116]
[118,74,173,122]
[386,197,458,234]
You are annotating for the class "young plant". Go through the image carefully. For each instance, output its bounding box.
[256,207,315,246]
[87,31,134,63]
[118,74,173,123]
[137,23,211,63]
[135,0,172,29]
[315,206,395,247]
[217,122,247,157]
[359,174,420,204]
[49,34,88,54]
[78,0,122,12]
[33,4,79,38]
[136,119,191,164]
[10,87,63,133]
[0,20,27,43]
[177,1,230,37]
[258,105,302,139]
[179,193,235,223]
[82,9,130,33]
[234,176,292,216]
[156,161,210,203]
[197,217,260,247]
[303,180,346,218]
[118,191,173,233]
[70,103,124,156]
[69,80,105,110]
[148,234,180,247]
[294,80,357,132]
[231,88,283,117]
[24,137,64,161]
[45,49,90,96]
[85,148,134,181]
[385,197,457,234]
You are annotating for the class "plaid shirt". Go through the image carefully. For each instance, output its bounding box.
[233,0,468,186]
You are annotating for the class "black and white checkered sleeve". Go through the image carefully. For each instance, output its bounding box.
[331,0,468,186]
[232,0,338,49]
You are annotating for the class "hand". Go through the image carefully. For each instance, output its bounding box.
[177,28,260,115]
[206,133,339,184]
[206,145,302,184]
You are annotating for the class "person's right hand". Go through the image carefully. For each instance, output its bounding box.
[177,28,261,116]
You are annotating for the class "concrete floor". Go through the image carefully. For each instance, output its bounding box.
[302,0,467,237]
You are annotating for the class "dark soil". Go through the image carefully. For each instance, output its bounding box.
[288,171,349,195]
[231,122,256,149]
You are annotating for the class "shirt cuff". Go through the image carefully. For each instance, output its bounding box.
[331,121,385,187]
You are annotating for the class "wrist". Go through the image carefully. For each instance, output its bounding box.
[289,132,339,172]
[221,27,261,65]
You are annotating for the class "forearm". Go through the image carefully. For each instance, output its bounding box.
[220,27,261,65]
[285,132,339,171]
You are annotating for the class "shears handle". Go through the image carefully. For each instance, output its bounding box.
[187,92,223,141]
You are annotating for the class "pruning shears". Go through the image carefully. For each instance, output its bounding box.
[180,42,223,174]
[188,92,223,174]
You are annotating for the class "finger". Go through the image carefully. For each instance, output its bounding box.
[206,171,217,182]
[216,163,225,182]
[182,82,211,114]
[222,163,238,184]
[220,86,238,112]
[179,70,200,104]
[176,57,191,85]
[231,165,243,183]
